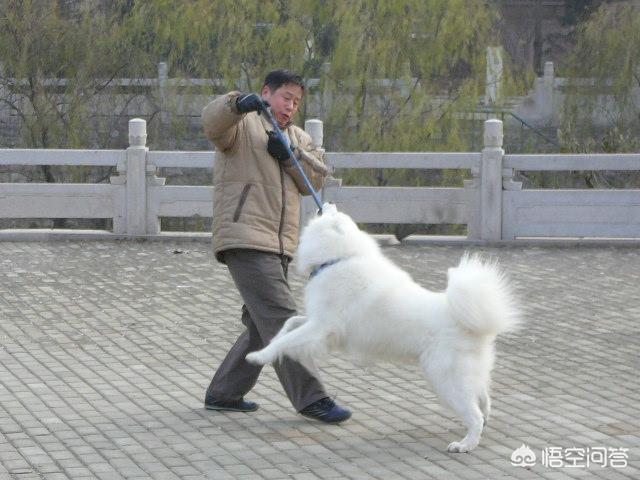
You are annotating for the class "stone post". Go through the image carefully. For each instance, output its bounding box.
[480,119,504,241]
[485,46,503,105]
[305,119,323,149]
[158,62,169,125]
[532,61,555,123]
[0,63,8,121]
[125,118,149,235]
[543,61,556,123]
[320,62,332,118]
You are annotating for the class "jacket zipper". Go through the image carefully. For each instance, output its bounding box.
[233,183,253,222]
[278,166,286,255]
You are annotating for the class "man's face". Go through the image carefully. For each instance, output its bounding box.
[261,83,303,127]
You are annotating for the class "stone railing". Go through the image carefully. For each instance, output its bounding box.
[1,118,639,242]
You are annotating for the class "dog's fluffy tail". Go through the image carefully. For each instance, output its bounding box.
[446,254,520,336]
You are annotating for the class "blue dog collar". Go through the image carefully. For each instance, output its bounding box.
[309,259,342,279]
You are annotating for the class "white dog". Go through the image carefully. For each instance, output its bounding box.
[246,204,519,453]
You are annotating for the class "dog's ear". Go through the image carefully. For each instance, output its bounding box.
[322,203,338,216]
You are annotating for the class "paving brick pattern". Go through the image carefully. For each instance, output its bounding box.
[0,241,638,479]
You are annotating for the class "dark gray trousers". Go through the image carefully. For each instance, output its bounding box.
[206,249,326,411]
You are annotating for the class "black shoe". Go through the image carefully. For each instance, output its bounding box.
[204,397,259,412]
[300,397,351,424]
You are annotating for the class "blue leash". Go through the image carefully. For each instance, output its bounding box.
[258,101,324,215]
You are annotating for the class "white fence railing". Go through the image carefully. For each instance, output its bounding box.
[502,153,640,239]
[1,118,639,241]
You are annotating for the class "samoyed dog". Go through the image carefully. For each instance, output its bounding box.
[246,204,519,453]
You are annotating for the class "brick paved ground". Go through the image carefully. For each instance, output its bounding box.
[0,241,638,479]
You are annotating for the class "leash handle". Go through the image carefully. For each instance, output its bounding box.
[259,102,323,214]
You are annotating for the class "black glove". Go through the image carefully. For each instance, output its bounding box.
[266,130,291,163]
[235,93,268,114]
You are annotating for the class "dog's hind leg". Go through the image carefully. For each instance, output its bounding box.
[478,388,491,425]
[422,362,484,453]
[440,384,484,453]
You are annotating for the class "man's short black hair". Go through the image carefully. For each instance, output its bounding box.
[263,69,305,92]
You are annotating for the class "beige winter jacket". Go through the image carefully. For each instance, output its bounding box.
[202,91,329,262]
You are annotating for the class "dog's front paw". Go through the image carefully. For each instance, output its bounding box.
[245,351,269,365]
[447,441,473,453]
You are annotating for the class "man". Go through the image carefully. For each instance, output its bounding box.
[201,69,351,423]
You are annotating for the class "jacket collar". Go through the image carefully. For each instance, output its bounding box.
[259,113,294,135]
[309,258,343,279]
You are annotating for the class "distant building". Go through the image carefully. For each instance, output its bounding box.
[495,0,609,74]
